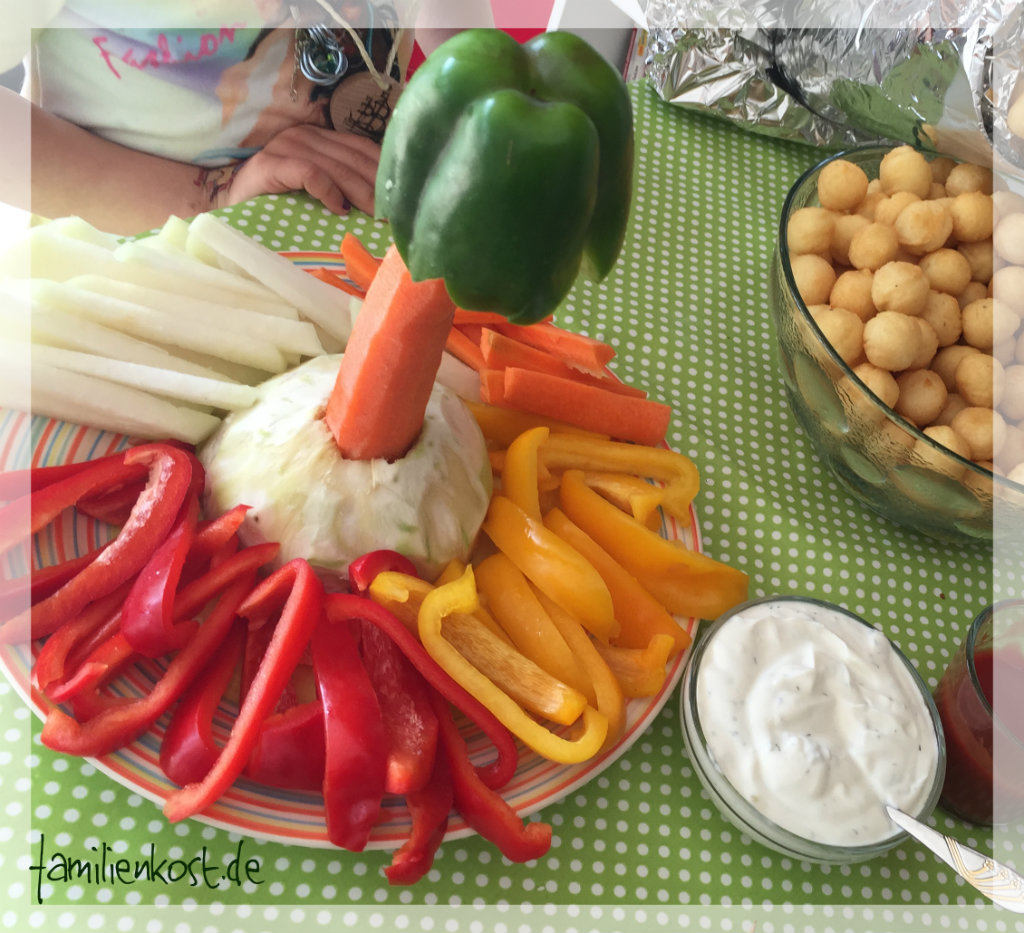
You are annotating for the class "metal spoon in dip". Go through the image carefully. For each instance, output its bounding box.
[886,806,1024,912]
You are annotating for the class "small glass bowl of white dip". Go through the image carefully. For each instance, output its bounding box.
[680,596,946,864]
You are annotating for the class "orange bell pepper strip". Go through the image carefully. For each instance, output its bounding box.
[578,471,664,530]
[418,566,608,763]
[544,507,691,656]
[481,495,617,643]
[532,588,625,746]
[369,570,587,725]
[500,425,549,520]
[558,470,749,621]
[592,633,676,698]
[465,401,608,449]
[474,551,590,699]
[538,433,700,524]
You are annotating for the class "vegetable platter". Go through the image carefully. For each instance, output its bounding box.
[0,208,748,884]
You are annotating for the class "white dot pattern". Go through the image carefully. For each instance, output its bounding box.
[2,80,1021,932]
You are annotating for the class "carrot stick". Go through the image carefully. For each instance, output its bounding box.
[478,369,507,406]
[339,233,383,292]
[303,266,366,298]
[480,328,647,399]
[453,309,520,327]
[325,245,456,461]
[445,326,486,372]
[500,368,671,447]
[492,322,615,372]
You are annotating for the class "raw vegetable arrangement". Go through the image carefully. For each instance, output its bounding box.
[0,30,749,883]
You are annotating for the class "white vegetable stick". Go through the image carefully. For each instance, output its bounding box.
[70,274,325,360]
[154,215,191,250]
[25,342,259,412]
[82,248,301,318]
[185,212,353,346]
[45,215,122,250]
[115,239,286,305]
[136,342,275,385]
[31,279,289,374]
[0,350,221,445]
[0,223,127,281]
[1,292,242,383]
[436,350,482,403]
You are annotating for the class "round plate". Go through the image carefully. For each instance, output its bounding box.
[0,259,701,849]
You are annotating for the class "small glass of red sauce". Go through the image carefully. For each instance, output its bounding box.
[933,599,1024,826]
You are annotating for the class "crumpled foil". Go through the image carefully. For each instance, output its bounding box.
[643,1,1024,175]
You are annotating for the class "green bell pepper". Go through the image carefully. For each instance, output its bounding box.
[375,29,634,324]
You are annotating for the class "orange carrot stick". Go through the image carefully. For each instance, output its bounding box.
[478,369,507,406]
[445,326,486,372]
[480,328,647,399]
[500,368,671,447]
[340,233,383,292]
[492,322,615,372]
[325,245,455,461]
[304,266,366,298]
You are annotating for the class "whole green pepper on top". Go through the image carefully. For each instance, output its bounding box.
[375,29,634,325]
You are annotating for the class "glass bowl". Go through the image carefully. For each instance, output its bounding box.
[769,145,1024,544]
[680,596,947,865]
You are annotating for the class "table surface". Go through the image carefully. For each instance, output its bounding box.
[2,79,1022,933]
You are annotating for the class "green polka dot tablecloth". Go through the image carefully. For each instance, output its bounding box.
[3,80,1023,933]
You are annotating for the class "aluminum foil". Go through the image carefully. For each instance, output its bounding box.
[643,1,1024,175]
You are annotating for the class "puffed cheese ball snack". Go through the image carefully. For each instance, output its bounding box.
[784,144,1024,486]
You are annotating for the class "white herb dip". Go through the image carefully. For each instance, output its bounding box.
[695,599,939,846]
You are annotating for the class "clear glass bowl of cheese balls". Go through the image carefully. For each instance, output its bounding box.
[769,144,1024,544]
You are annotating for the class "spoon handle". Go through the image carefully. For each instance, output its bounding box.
[886,806,1024,913]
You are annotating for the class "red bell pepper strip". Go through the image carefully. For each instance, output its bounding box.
[348,549,418,594]
[33,580,132,695]
[325,593,518,790]
[76,478,149,526]
[0,543,110,622]
[120,492,201,658]
[358,618,438,796]
[182,505,250,580]
[0,449,141,503]
[162,558,323,824]
[243,701,326,791]
[48,541,279,713]
[9,443,197,642]
[429,689,552,864]
[384,745,452,885]
[159,618,246,787]
[312,612,387,851]
[40,571,254,758]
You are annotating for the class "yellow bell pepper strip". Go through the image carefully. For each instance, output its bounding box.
[428,689,552,864]
[532,588,626,746]
[579,471,665,530]
[370,568,512,646]
[591,633,676,699]
[163,558,324,824]
[544,507,692,656]
[325,592,517,790]
[370,570,587,724]
[436,560,514,646]
[474,551,591,699]
[559,470,749,620]
[538,432,700,524]
[466,400,608,448]
[500,425,550,520]
[481,494,618,642]
[418,566,608,763]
